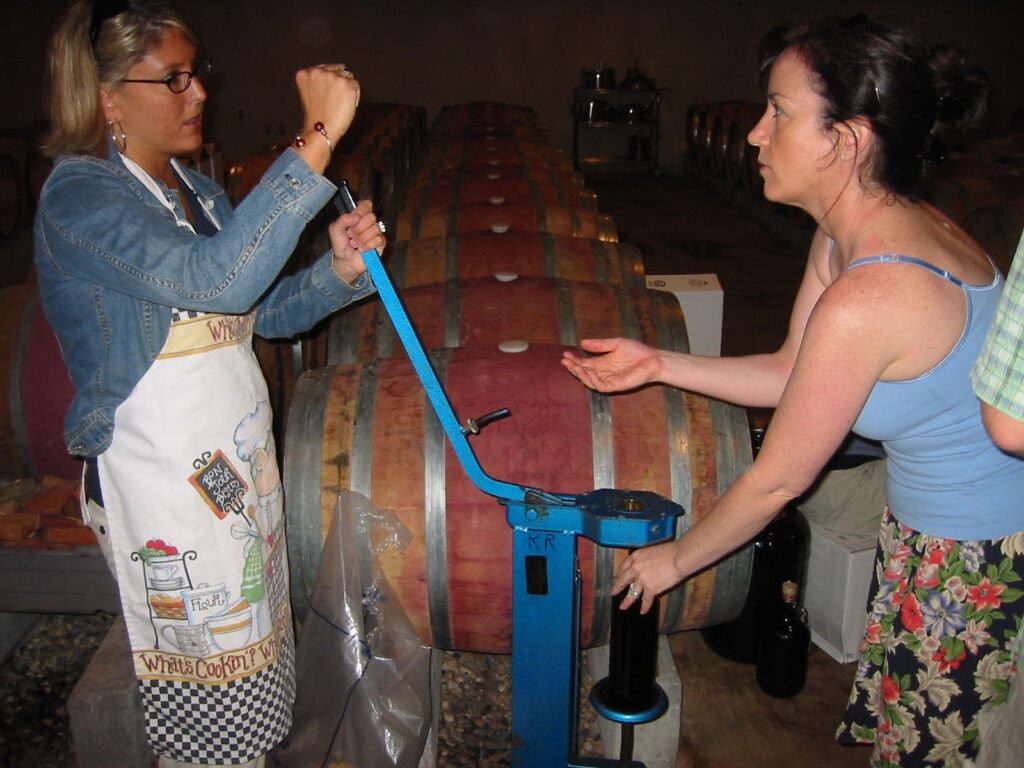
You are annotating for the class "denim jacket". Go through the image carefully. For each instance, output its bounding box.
[34,143,375,457]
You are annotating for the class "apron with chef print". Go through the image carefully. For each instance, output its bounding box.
[92,157,294,763]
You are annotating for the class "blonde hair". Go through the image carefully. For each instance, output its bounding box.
[41,0,198,158]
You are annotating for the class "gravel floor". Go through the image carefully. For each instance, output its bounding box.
[0,612,115,768]
[0,613,604,767]
[436,650,605,767]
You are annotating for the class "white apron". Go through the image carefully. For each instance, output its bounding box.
[92,159,294,763]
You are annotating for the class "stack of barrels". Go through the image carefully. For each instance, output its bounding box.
[686,99,1024,271]
[922,134,1024,274]
[225,101,426,216]
[0,129,78,489]
[281,101,754,655]
[236,102,429,443]
[686,101,765,203]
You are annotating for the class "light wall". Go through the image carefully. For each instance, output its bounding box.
[4,1,1022,168]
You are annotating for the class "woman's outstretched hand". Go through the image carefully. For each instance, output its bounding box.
[560,337,664,393]
[329,199,385,285]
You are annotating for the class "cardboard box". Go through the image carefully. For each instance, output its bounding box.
[803,518,877,663]
[645,274,723,356]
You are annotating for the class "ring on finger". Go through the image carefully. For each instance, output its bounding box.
[628,583,642,598]
[341,69,355,79]
[377,221,387,235]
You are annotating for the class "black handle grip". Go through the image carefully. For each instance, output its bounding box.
[333,179,358,215]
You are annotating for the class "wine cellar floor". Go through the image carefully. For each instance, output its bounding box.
[0,167,872,767]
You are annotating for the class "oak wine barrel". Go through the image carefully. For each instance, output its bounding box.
[420,139,574,172]
[709,102,759,179]
[283,343,753,652]
[393,200,617,242]
[325,276,690,365]
[410,161,584,191]
[399,175,598,212]
[0,282,80,481]
[384,232,645,289]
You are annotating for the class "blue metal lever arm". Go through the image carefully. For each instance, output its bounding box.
[359,246,532,503]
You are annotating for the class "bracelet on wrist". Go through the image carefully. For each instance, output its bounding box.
[293,121,332,152]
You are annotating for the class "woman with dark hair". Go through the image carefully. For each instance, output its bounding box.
[35,1,384,764]
[562,15,1022,765]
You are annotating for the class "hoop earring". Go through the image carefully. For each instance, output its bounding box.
[107,119,127,154]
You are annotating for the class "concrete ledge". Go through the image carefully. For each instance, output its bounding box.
[68,617,153,768]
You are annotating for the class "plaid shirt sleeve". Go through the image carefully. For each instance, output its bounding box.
[972,235,1024,421]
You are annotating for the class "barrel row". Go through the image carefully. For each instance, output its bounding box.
[685,99,1024,271]
[277,100,754,652]
[226,101,428,218]
[921,134,1024,274]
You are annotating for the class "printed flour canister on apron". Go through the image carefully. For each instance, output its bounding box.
[283,343,753,654]
[324,276,690,366]
[384,232,645,289]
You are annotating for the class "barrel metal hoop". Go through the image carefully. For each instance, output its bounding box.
[661,386,692,630]
[541,234,558,279]
[650,290,691,354]
[443,279,462,348]
[614,285,640,342]
[704,399,755,625]
[446,200,459,235]
[282,367,332,622]
[555,278,576,346]
[425,349,453,649]
[589,389,615,645]
[445,235,460,282]
[350,360,379,589]
[592,240,610,283]
[390,241,409,288]
[535,200,548,230]
[326,307,360,366]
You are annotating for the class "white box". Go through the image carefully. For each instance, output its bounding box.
[645,274,723,356]
[803,519,877,663]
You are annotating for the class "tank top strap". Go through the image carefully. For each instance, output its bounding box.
[845,253,964,288]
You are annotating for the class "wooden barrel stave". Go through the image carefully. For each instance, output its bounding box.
[394,201,616,241]
[0,282,80,481]
[326,276,690,366]
[385,233,645,289]
[400,176,597,212]
[284,344,753,653]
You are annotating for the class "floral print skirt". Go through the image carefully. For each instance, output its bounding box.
[836,509,1023,766]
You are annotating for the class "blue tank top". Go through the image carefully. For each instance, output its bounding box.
[849,254,1024,540]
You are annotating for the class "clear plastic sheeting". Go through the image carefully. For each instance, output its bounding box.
[272,491,432,767]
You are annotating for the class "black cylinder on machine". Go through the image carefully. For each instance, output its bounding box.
[605,585,660,712]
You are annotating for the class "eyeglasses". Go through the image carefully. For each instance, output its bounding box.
[121,59,212,94]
